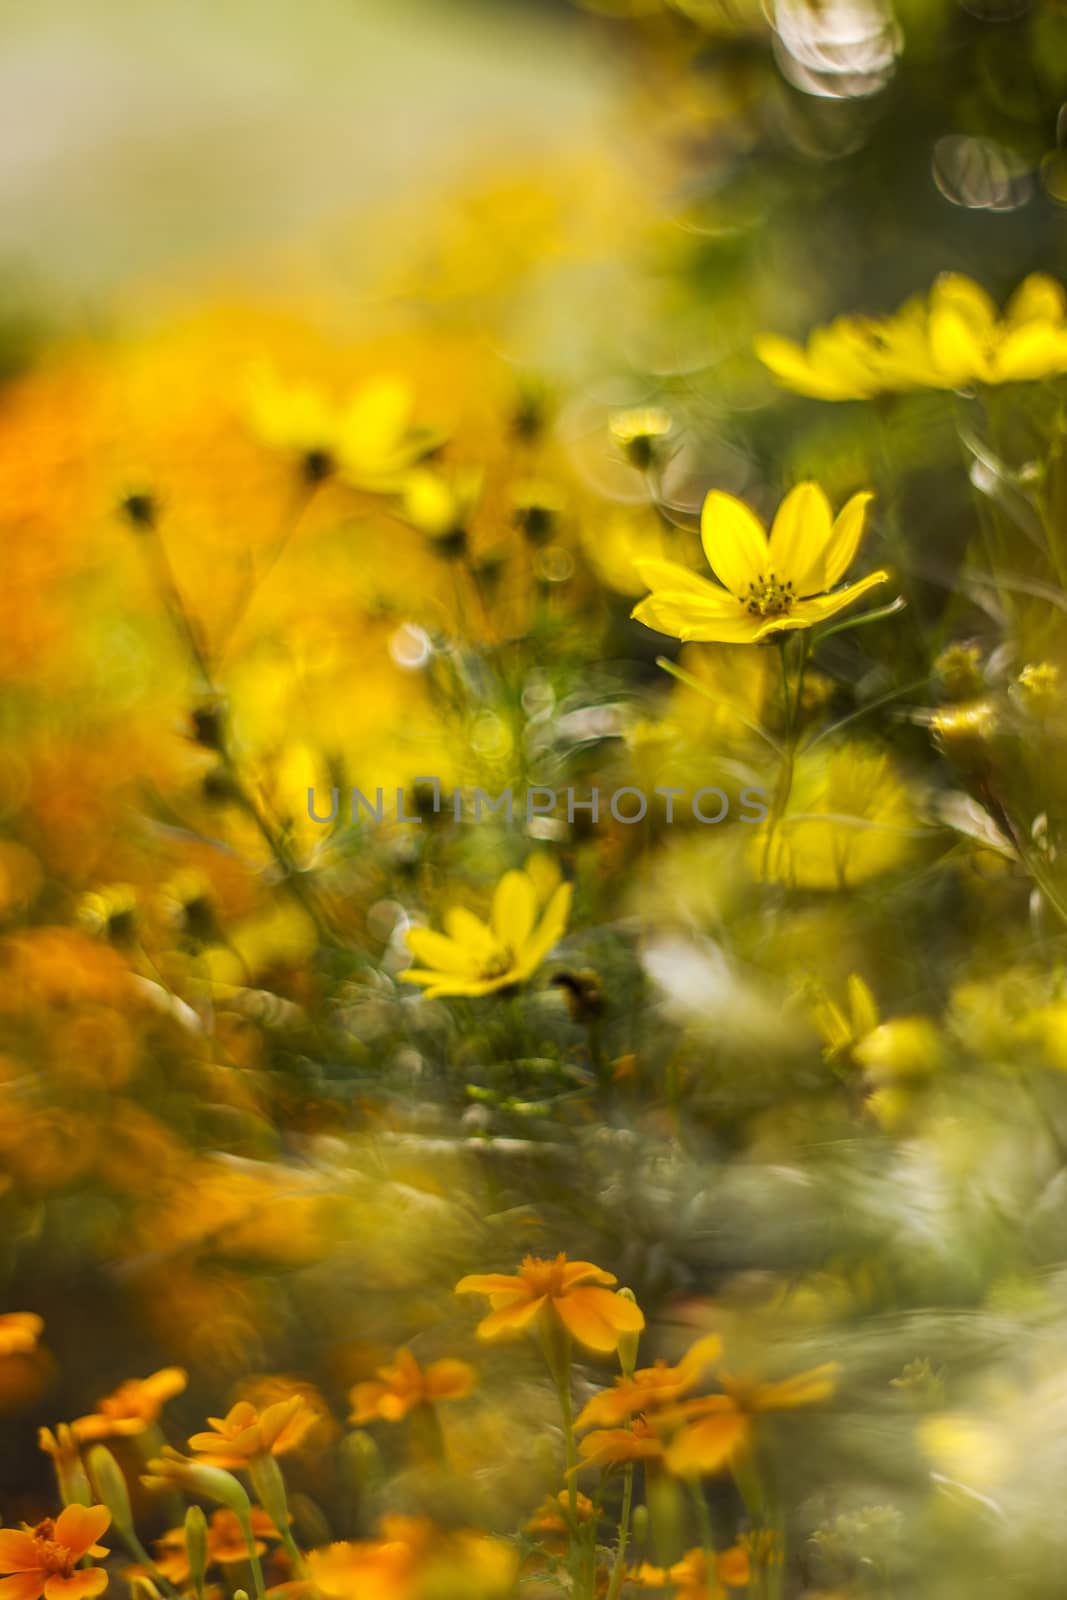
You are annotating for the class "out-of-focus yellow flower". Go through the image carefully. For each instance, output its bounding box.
[307,1515,517,1600]
[402,863,572,1000]
[399,465,483,548]
[809,975,880,1060]
[610,407,674,470]
[577,1415,665,1469]
[0,1314,44,1357]
[575,1336,722,1429]
[752,744,921,889]
[632,483,886,644]
[633,1543,750,1599]
[853,1018,944,1083]
[455,1253,644,1355]
[0,1505,111,1600]
[188,1396,315,1469]
[246,367,437,489]
[659,1363,839,1477]
[1015,662,1061,720]
[72,1368,187,1443]
[524,1489,595,1551]
[348,1347,475,1425]
[149,1509,281,1585]
[918,1411,1013,1494]
[757,272,1067,399]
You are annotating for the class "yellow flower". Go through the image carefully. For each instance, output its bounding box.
[610,407,673,470]
[188,1396,315,1469]
[631,483,887,644]
[577,1415,665,1469]
[809,975,880,1060]
[348,1348,475,1425]
[455,1252,645,1355]
[71,1368,187,1443]
[633,1543,750,1599]
[0,1314,43,1357]
[659,1363,839,1477]
[757,272,1067,399]
[575,1336,723,1430]
[149,1509,281,1585]
[307,1516,517,1600]
[401,863,572,1000]
[246,366,437,488]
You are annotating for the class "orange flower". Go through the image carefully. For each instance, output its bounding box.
[633,1544,749,1599]
[0,1505,111,1600]
[188,1396,315,1469]
[660,1363,840,1477]
[575,1336,722,1430]
[348,1348,475,1425]
[455,1254,645,1355]
[71,1368,187,1443]
[150,1509,281,1585]
[307,1515,517,1600]
[577,1416,665,1470]
[0,1315,43,1357]
[525,1490,595,1545]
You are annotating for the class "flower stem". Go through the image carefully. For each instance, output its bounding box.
[606,1464,634,1600]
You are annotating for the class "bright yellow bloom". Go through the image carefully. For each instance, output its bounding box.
[401,863,572,1000]
[455,1252,645,1354]
[659,1363,839,1477]
[633,1543,750,1599]
[575,1335,723,1430]
[0,1506,111,1600]
[757,272,1067,399]
[71,1368,187,1443]
[631,483,887,644]
[809,974,880,1060]
[0,1314,43,1357]
[348,1348,475,1425]
[188,1396,315,1468]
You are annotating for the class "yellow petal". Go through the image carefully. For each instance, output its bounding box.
[405,927,476,975]
[785,568,890,628]
[768,483,833,597]
[848,974,880,1038]
[632,593,764,644]
[928,305,987,387]
[491,870,537,953]
[517,882,572,975]
[821,491,874,590]
[700,492,770,597]
[477,1295,546,1340]
[1006,273,1066,326]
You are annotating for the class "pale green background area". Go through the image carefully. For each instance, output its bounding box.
[0,0,616,304]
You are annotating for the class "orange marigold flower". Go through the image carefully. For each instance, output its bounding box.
[0,1505,111,1600]
[660,1363,840,1478]
[455,1253,644,1355]
[71,1368,187,1443]
[525,1489,595,1542]
[349,1347,475,1425]
[0,1315,44,1357]
[575,1336,722,1430]
[188,1396,315,1468]
[150,1509,281,1585]
[633,1543,749,1599]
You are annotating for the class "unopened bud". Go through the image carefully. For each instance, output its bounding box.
[615,1288,641,1378]
[142,1449,250,1514]
[86,1444,132,1533]
[184,1505,208,1595]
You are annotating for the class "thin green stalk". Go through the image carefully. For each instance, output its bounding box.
[606,1464,634,1600]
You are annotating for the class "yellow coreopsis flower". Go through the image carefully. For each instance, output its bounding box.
[757,272,1067,399]
[246,365,437,488]
[401,863,572,1000]
[455,1252,645,1354]
[631,483,887,644]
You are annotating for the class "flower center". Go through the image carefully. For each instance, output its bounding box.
[742,572,795,617]
[479,945,515,981]
[32,1529,75,1578]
